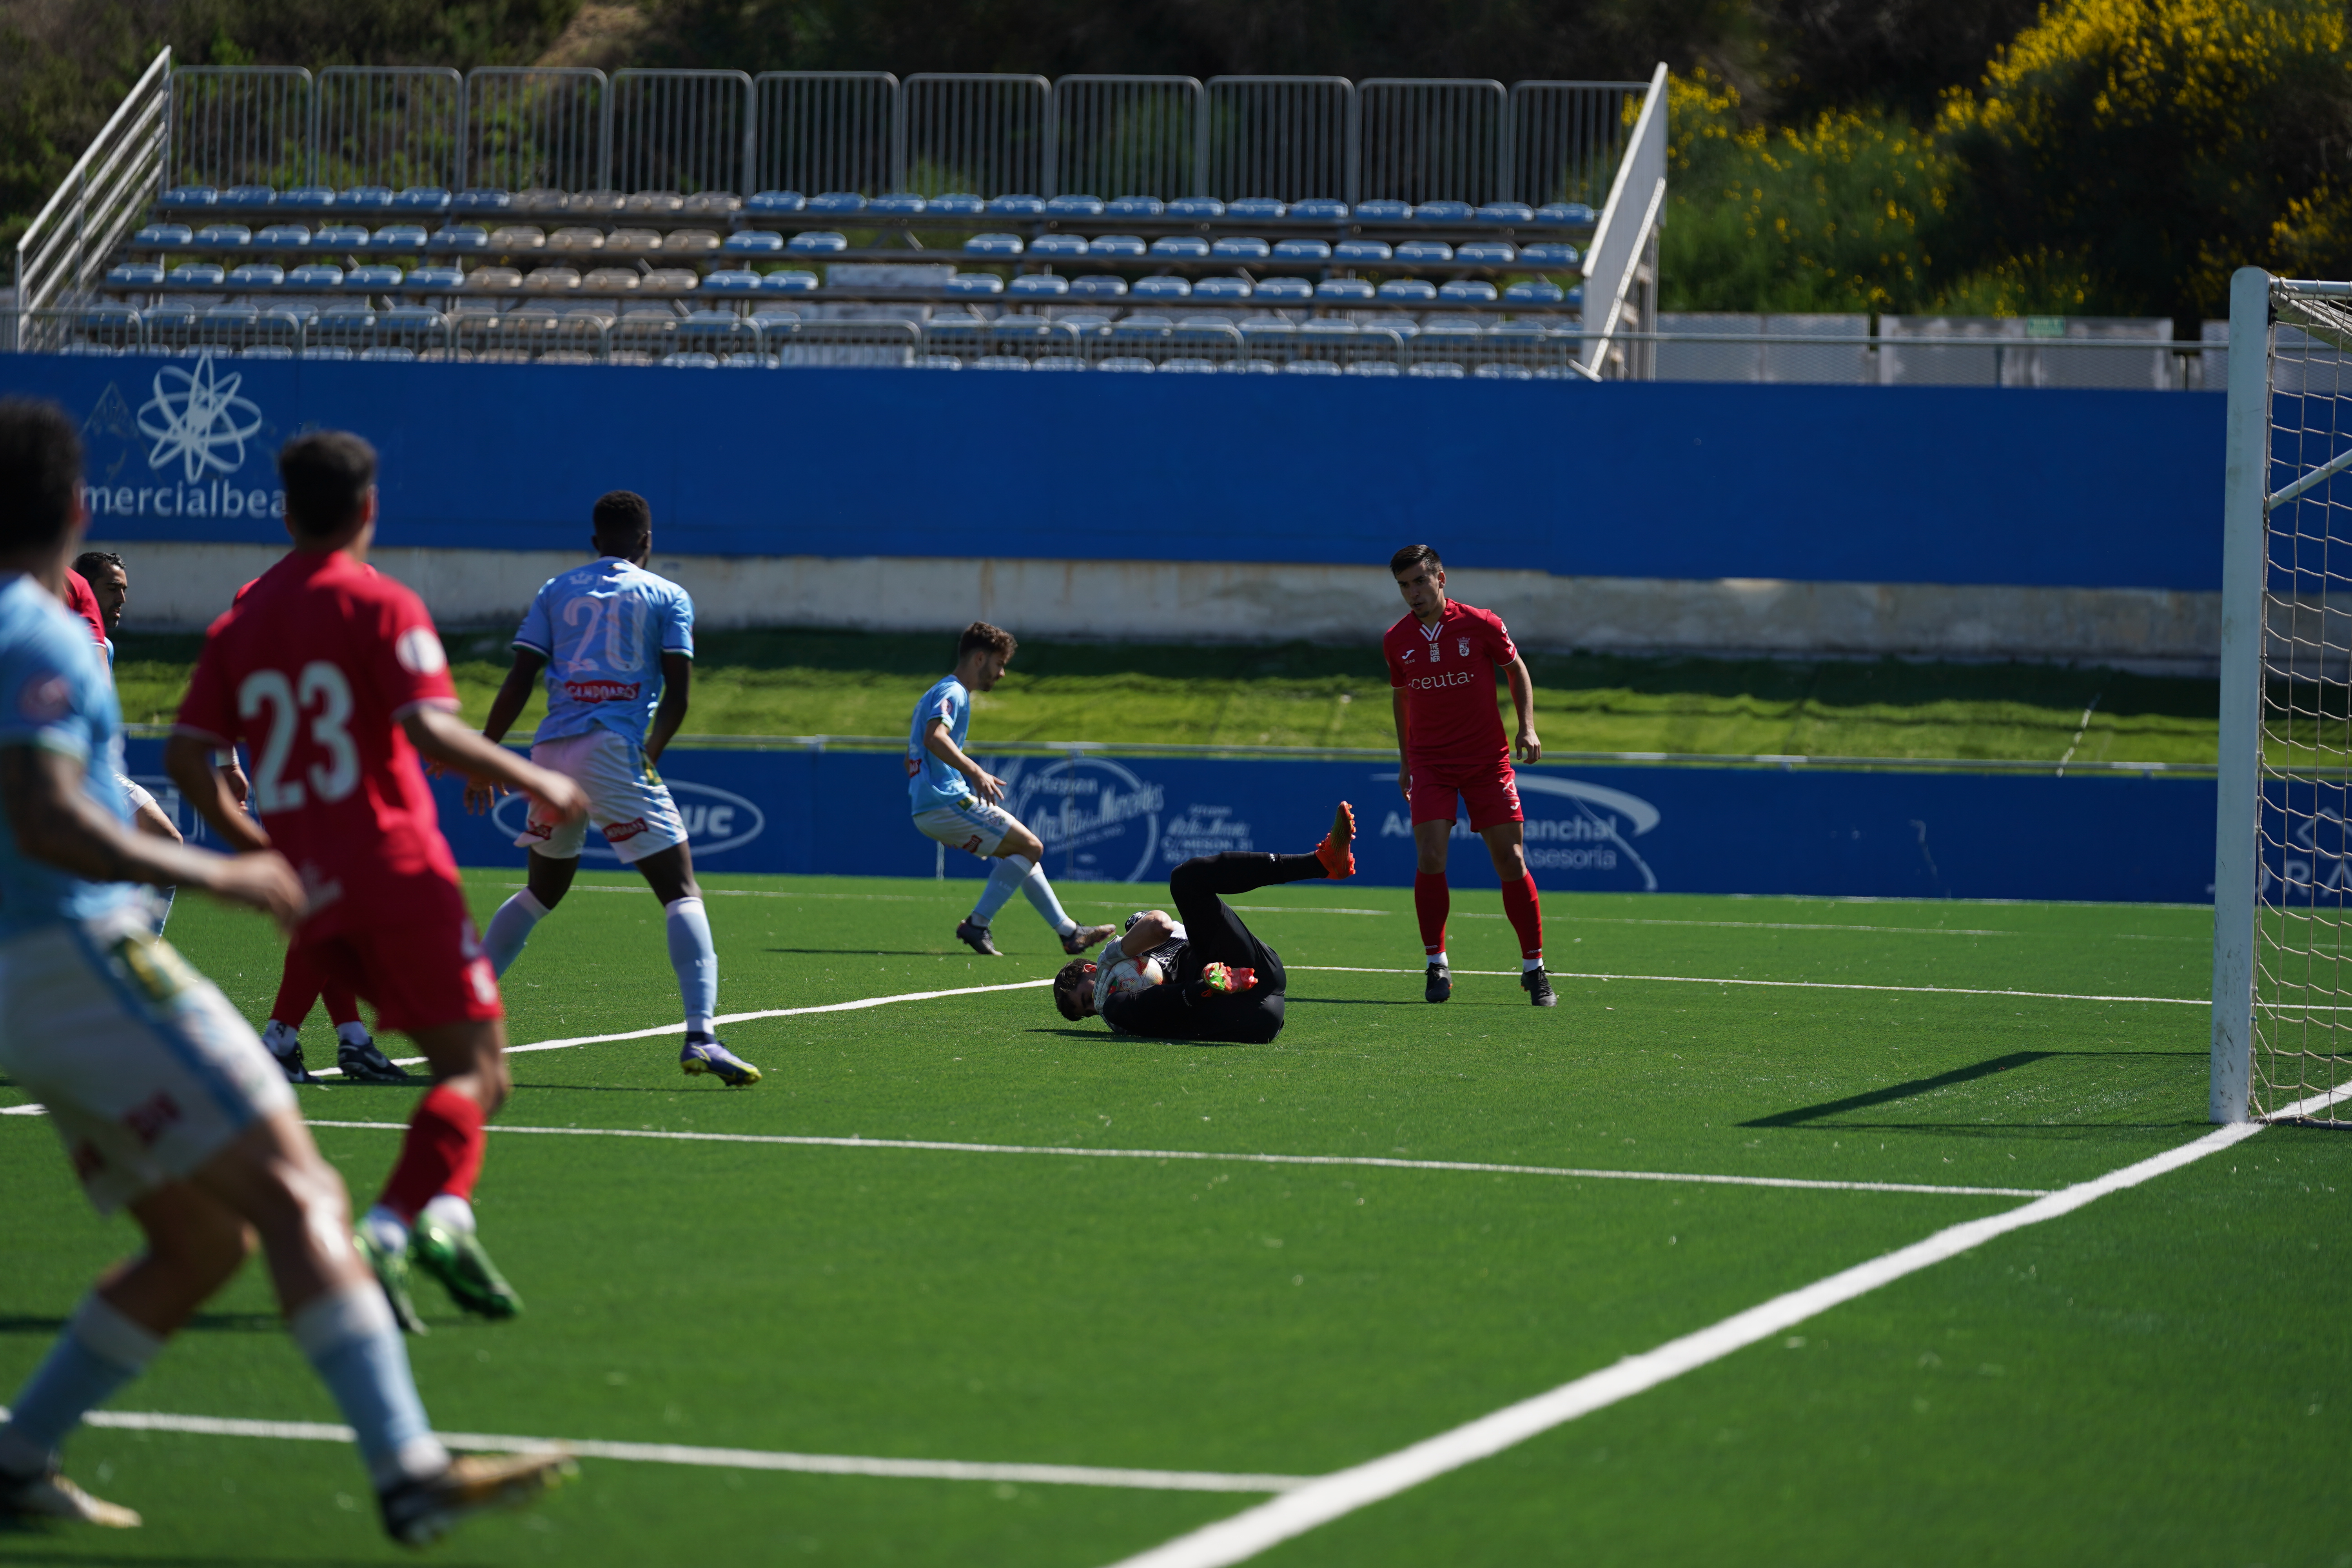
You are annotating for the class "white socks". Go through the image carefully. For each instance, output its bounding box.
[482,889,549,977]
[665,897,717,1036]
[1427,950,1449,967]
[421,1193,476,1235]
[362,1205,410,1254]
[1523,956,1544,971]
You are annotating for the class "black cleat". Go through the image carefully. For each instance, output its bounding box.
[1523,966,1557,1007]
[1425,962,1452,1003]
[955,918,1002,956]
[1062,922,1119,955]
[337,1038,415,1085]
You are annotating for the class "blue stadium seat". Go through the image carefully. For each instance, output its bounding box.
[1161,358,1220,373]
[1519,242,1581,265]
[196,225,251,245]
[1533,203,1597,225]
[988,194,1046,217]
[257,224,310,247]
[1347,361,1402,376]
[346,265,404,288]
[1192,277,1252,300]
[1457,241,1515,263]
[288,264,345,286]
[973,356,1033,370]
[760,270,820,292]
[1334,239,1391,262]
[1150,236,1210,259]
[1107,196,1165,218]
[1046,194,1104,218]
[340,187,395,210]
[1377,278,1437,303]
[788,231,849,253]
[1414,200,1474,223]
[393,187,451,211]
[1228,197,1286,220]
[281,186,338,209]
[1283,359,1342,375]
[135,223,192,246]
[455,189,512,211]
[1225,359,1281,374]
[929,193,987,217]
[1503,280,1566,304]
[1315,278,1375,301]
[1394,240,1452,262]
[1476,203,1535,224]
[1071,275,1128,298]
[871,193,927,216]
[107,262,164,287]
[919,354,964,369]
[1032,234,1089,258]
[1408,360,1465,377]
[1132,276,1191,299]
[160,186,216,206]
[964,233,1024,256]
[167,262,225,285]
[241,345,294,359]
[222,184,275,206]
[1438,279,1499,303]
[1474,363,1535,379]
[724,230,784,254]
[749,309,802,330]
[1255,277,1312,302]
[372,224,430,250]
[944,273,1004,294]
[1354,199,1412,221]
[1111,317,1171,340]
[1008,274,1069,297]
[1166,197,1225,218]
[1211,237,1270,260]
[808,192,867,215]
[1088,235,1147,259]
[702,270,761,292]
[301,345,354,360]
[1291,198,1350,221]
[227,263,283,287]
[1272,239,1330,261]
[436,225,490,249]
[408,266,463,289]
[357,346,415,361]
[315,224,370,248]
[748,191,808,213]
[1034,356,1086,371]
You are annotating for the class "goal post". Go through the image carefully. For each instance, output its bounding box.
[2212,267,2352,1125]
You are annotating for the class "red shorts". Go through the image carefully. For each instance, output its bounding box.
[294,873,502,1034]
[1408,755,1523,832]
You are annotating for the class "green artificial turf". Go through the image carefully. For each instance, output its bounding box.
[108,630,2223,764]
[4,871,2343,1566]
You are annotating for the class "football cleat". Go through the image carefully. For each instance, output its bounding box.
[1425,961,1452,1003]
[1523,966,1557,1007]
[261,1019,321,1084]
[356,1226,428,1335]
[412,1216,523,1319]
[681,1034,762,1087]
[1062,922,1119,955]
[0,1464,142,1528]
[379,1451,575,1546]
[337,1038,415,1085]
[1315,800,1357,879]
[955,918,1002,956]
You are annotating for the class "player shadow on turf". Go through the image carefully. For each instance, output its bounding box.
[764,946,993,957]
[0,1539,391,1565]
[1745,1049,2208,1130]
[0,1311,281,1336]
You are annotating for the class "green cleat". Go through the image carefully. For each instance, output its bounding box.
[412,1216,523,1320]
[356,1227,428,1335]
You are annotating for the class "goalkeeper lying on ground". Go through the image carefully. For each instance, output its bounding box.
[1051,802,1356,1044]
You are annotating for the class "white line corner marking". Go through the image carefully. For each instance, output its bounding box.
[1097,1083,2345,1568]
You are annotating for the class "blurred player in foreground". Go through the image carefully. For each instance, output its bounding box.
[167,431,589,1334]
[469,491,760,1086]
[1053,803,1356,1042]
[909,621,1116,957]
[1383,543,1553,1007]
[0,399,572,1543]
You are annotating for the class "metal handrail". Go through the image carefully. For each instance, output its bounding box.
[14,47,172,343]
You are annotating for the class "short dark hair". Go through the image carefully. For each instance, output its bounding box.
[958,621,1017,661]
[1053,957,1097,1021]
[1390,544,1442,576]
[592,490,652,542]
[278,430,377,537]
[73,550,124,582]
[0,397,85,552]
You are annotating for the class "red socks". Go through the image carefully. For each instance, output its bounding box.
[1414,873,1449,958]
[377,1084,486,1223]
[1501,872,1544,961]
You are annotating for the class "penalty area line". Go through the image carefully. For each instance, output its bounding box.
[1096,1077,2352,1568]
[1288,965,2203,1007]
[0,1408,1304,1495]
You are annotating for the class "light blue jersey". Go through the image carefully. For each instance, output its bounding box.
[514,557,695,745]
[0,575,133,938]
[907,675,973,813]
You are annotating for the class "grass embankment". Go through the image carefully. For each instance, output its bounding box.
[111,630,2222,764]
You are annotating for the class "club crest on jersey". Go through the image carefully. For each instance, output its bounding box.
[1458,637,1471,657]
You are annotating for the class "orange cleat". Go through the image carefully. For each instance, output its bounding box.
[1315,801,1357,879]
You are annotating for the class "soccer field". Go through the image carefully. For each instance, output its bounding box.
[2,869,2345,1565]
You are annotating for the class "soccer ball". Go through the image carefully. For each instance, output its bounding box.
[1100,956,1155,996]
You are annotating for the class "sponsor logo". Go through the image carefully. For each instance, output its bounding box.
[1376,773,1664,891]
[1399,647,1415,662]
[1160,803,1254,863]
[564,679,643,703]
[123,1090,183,1148]
[491,777,766,862]
[396,626,449,676]
[17,672,69,722]
[138,355,263,481]
[76,354,289,519]
[1406,670,1476,691]
[1001,755,1164,882]
[604,817,650,843]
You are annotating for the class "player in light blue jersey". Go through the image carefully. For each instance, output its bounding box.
[908,621,1117,957]
[471,490,759,1086]
[0,399,572,1542]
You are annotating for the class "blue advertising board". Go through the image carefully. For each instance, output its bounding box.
[0,349,2232,591]
[120,740,2218,904]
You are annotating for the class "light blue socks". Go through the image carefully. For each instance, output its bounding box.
[290,1285,447,1488]
[665,896,717,1036]
[483,889,548,977]
[0,1294,158,1473]
[969,854,1030,927]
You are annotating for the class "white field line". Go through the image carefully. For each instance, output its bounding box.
[1288,965,2204,1006]
[0,1408,1304,1494]
[519,885,1394,917]
[301,1120,2045,1199]
[1449,912,2014,936]
[1099,1076,2352,1568]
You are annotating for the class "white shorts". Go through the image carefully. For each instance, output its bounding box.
[516,728,688,865]
[912,797,1018,858]
[116,773,158,814]
[0,906,295,1215]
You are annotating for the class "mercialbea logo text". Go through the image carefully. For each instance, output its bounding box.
[80,352,289,521]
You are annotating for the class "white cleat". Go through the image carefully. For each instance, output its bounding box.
[1,1466,143,1528]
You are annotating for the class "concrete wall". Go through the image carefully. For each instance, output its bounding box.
[101,541,2223,673]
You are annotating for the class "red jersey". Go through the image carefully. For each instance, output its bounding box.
[175,548,463,933]
[62,571,107,649]
[1383,599,1519,763]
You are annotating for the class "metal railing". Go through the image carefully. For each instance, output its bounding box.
[1357,79,1506,206]
[897,74,1052,197]
[1510,81,1647,208]
[1201,77,1355,203]
[314,66,463,193]
[1579,62,1668,378]
[753,72,896,197]
[465,67,607,194]
[1055,76,1200,203]
[168,64,309,191]
[608,69,753,197]
[13,47,173,348]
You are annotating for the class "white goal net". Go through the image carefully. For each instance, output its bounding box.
[2214,270,2352,1124]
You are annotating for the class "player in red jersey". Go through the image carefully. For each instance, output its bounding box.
[1381,543,1554,1007]
[167,430,588,1334]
